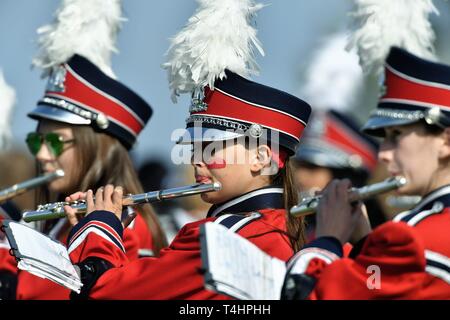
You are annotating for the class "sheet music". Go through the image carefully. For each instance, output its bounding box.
[5,221,82,293]
[201,222,286,300]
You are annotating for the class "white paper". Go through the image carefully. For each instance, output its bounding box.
[7,221,82,293]
[202,222,286,300]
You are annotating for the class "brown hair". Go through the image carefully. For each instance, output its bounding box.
[272,157,306,253]
[36,124,168,255]
[239,138,305,252]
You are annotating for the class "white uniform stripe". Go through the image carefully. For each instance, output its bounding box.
[394,185,450,224]
[67,227,124,255]
[407,205,443,226]
[213,214,235,224]
[210,188,283,218]
[380,98,450,110]
[424,250,450,284]
[66,64,145,126]
[215,87,307,126]
[425,266,450,284]
[229,213,261,233]
[287,248,339,274]
[393,210,413,222]
[386,63,450,92]
[425,250,450,268]
[47,93,138,137]
[196,114,301,141]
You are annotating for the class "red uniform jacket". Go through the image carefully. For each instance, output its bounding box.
[68,187,294,299]
[0,218,17,275]
[5,213,154,300]
[285,185,450,299]
[0,203,22,275]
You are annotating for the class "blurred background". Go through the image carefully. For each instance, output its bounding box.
[1,0,450,222]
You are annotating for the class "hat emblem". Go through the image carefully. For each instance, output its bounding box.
[95,112,109,129]
[46,65,67,92]
[189,88,208,113]
[348,154,363,168]
[249,123,263,138]
[424,106,442,125]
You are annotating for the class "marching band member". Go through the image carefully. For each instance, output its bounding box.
[10,0,167,300]
[293,109,385,240]
[291,33,385,245]
[0,70,19,300]
[63,0,312,299]
[282,0,450,299]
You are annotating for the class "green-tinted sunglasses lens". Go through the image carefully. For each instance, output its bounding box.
[45,133,64,157]
[25,133,42,155]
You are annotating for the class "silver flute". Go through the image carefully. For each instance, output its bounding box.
[290,176,407,217]
[0,170,65,204]
[22,182,222,223]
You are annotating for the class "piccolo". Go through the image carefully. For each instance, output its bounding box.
[290,176,407,217]
[22,182,222,222]
[0,170,65,204]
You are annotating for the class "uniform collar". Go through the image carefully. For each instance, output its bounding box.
[414,184,450,211]
[207,186,284,218]
[394,184,450,223]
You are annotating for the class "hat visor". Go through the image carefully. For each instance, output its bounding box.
[28,105,91,125]
[361,114,420,137]
[176,127,245,144]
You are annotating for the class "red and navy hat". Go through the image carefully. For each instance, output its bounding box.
[177,70,312,155]
[28,54,152,150]
[295,110,378,173]
[363,47,450,136]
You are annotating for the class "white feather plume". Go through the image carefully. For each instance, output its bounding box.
[300,33,363,112]
[33,0,125,79]
[163,0,265,102]
[348,0,438,75]
[0,70,16,150]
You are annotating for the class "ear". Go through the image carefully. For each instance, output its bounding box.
[438,128,450,160]
[250,145,272,173]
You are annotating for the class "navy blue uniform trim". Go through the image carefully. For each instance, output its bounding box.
[426,259,450,274]
[387,47,450,87]
[349,235,368,259]
[399,185,450,224]
[0,271,17,300]
[215,213,262,233]
[215,70,311,125]
[186,121,300,155]
[207,186,284,218]
[303,236,343,258]
[0,201,21,221]
[219,215,247,229]
[71,257,113,300]
[68,55,152,123]
[67,210,123,245]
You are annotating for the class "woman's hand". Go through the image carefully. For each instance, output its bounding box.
[64,185,124,226]
[64,190,89,226]
[315,179,364,245]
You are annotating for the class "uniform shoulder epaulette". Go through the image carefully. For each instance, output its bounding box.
[213,212,262,233]
[394,201,445,226]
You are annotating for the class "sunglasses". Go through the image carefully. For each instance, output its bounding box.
[26,132,75,157]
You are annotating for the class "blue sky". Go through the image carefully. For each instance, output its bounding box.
[1,0,449,172]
